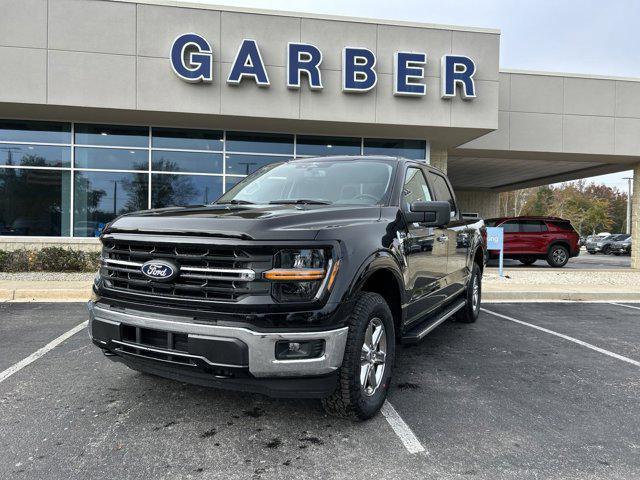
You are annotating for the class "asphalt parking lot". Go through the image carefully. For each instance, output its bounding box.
[1,302,639,479]
[487,251,631,270]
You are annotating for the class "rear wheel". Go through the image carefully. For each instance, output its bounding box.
[519,257,537,266]
[547,244,569,267]
[322,292,395,421]
[454,262,481,323]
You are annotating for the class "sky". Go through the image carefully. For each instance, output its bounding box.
[176,0,638,192]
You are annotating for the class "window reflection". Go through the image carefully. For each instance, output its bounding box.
[75,147,147,170]
[0,144,70,168]
[73,171,148,237]
[296,135,361,156]
[0,168,70,236]
[152,151,223,174]
[151,174,222,208]
[225,154,289,176]
[75,124,148,148]
[152,127,223,151]
[226,131,293,154]
[0,120,71,144]
[364,139,426,159]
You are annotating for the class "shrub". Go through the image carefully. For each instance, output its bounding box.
[0,249,32,272]
[33,247,90,272]
[0,247,100,272]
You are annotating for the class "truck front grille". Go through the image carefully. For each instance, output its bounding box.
[100,237,272,302]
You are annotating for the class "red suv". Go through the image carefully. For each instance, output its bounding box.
[485,216,580,267]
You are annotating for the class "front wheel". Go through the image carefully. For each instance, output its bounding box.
[547,245,569,267]
[322,292,395,421]
[455,262,482,323]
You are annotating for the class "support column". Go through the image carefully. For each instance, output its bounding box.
[632,164,640,270]
[429,145,447,174]
[455,190,500,219]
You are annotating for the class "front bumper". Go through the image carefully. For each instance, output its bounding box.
[88,301,349,397]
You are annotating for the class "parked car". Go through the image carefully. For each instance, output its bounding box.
[586,233,630,255]
[608,234,632,256]
[88,156,486,420]
[484,216,580,267]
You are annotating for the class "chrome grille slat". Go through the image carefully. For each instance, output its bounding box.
[101,237,272,303]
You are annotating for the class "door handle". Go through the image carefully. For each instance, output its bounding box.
[437,234,449,243]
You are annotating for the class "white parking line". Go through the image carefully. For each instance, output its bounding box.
[610,302,640,311]
[381,400,426,454]
[480,308,640,368]
[0,321,88,384]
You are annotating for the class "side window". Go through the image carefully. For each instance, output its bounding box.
[520,220,547,233]
[427,172,457,218]
[502,220,519,233]
[402,167,432,209]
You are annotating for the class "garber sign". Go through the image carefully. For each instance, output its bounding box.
[170,33,477,100]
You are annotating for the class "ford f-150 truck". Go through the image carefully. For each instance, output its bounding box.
[89,156,486,420]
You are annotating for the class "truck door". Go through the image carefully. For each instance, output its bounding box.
[426,170,470,291]
[400,167,448,324]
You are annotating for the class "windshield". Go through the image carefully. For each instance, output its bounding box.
[217,159,395,206]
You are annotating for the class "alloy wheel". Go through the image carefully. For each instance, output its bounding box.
[360,317,387,396]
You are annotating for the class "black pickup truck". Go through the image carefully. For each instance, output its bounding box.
[89,156,486,420]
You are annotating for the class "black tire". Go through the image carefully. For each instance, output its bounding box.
[454,262,481,323]
[547,244,569,267]
[602,245,611,255]
[613,252,621,256]
[519,257,537,266]
[322,292,395,421]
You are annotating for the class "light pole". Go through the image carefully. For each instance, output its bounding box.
[623,176,633,235]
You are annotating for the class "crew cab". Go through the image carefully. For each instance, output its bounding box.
[485,216,580,267]
[88,156,486,420]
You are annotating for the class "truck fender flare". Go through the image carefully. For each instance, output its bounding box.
[345,250,405,303]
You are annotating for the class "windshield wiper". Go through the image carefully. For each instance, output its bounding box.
[216,199,255,205]
[269,199,332,205]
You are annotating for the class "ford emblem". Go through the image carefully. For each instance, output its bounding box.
[141,260,179,281]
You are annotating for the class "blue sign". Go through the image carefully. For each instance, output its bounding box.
[486,227,503,250]
[169,34,477,99]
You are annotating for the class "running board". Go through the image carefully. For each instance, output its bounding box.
[401,300,466,344]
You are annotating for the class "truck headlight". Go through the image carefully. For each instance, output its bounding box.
[264,249,337,302]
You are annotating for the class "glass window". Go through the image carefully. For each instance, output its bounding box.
[502,221,519,233]
[0,168,71,236]
[75,147,148,170]
[73,171,148,237]
[402,167,432,209]
[225,154,288,176]
[152,151,222,174]
[0,144,70,168]
[152,127,223,151]
[427,171,456,217]
[151,174,222,208]
[364,139,426,159]
[226,131,293,154]
[218,159,395,206]
[75,124,148,148]
[520,220,547,233]
[0,120,71,144]
[296,135,361,156]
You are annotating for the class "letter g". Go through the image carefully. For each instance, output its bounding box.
[170,33,213,83]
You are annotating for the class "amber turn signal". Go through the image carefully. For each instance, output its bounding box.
[263,268,326,281]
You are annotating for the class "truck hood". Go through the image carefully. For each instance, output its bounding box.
[105,204,383,240]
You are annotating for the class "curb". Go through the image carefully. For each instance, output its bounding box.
[0,288,91,302]
[484,290,640,301]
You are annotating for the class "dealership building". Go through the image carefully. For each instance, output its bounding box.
[0,0,639,267]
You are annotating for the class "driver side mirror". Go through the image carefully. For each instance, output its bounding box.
[405,201,451,227]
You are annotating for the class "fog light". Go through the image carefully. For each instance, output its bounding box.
[275,340,325,360]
